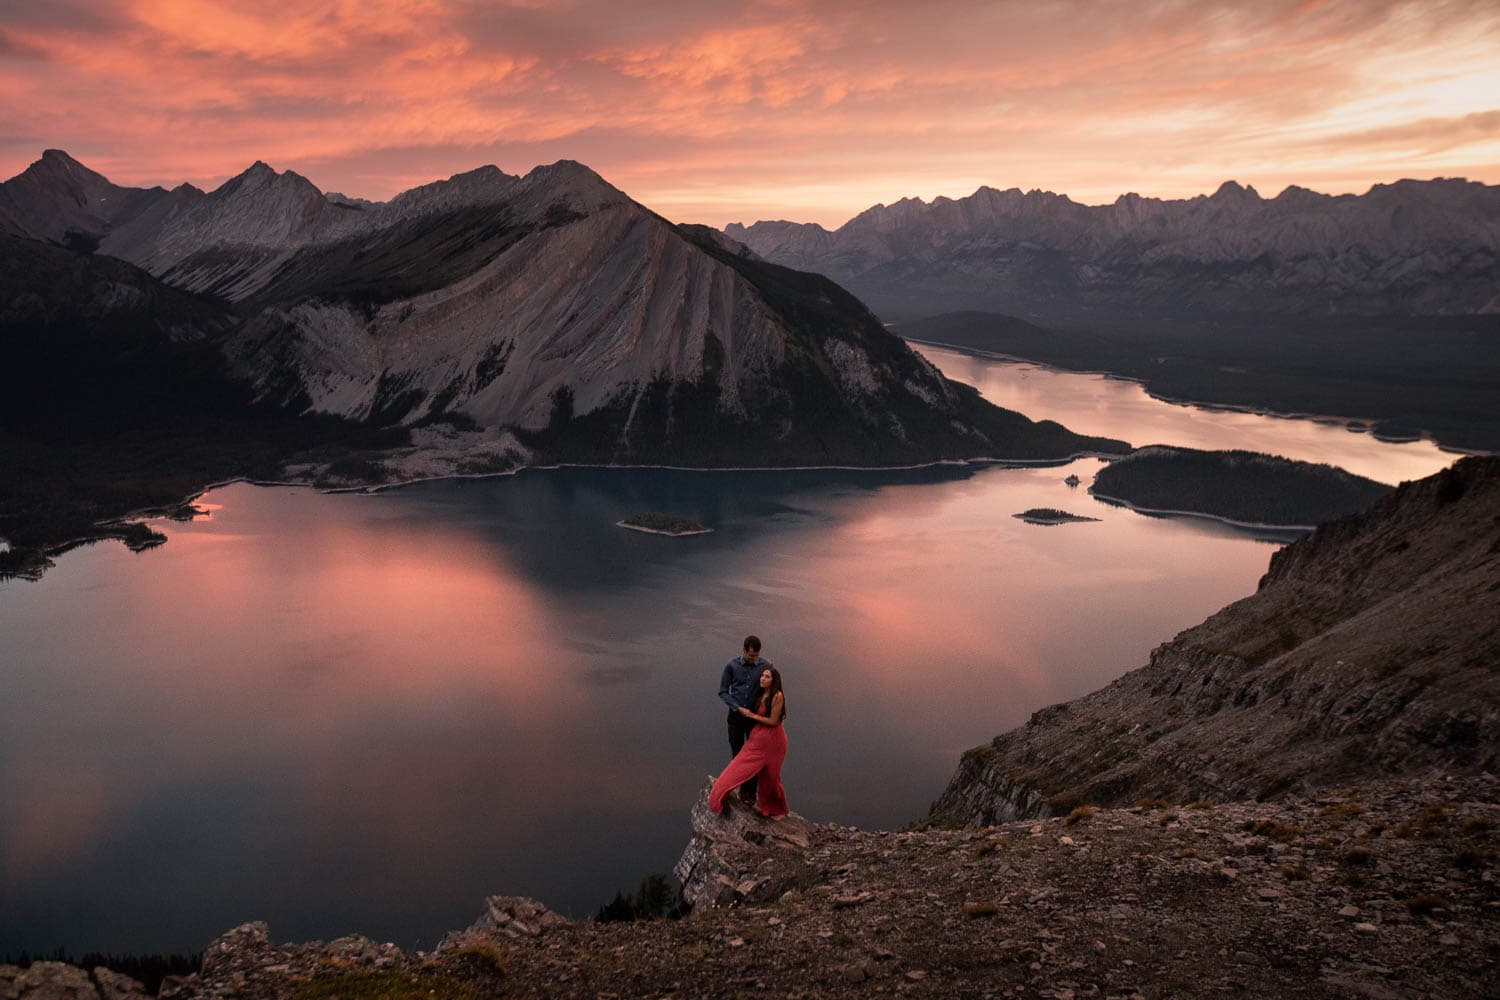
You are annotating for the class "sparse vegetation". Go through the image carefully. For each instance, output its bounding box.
[1245,819,1304,842]
[1397,804,1449,839]
[1403,894,1447,917]
[290,970,491,1000]
[1065,806,1095,826]
[449,939,508,976]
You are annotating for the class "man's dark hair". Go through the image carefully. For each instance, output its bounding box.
[743,635,761,653]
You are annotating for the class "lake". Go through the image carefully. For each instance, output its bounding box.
[0,349,1462,955]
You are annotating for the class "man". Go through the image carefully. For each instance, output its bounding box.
[718,634,771,805]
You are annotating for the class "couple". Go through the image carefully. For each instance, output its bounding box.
[709,634,790,819]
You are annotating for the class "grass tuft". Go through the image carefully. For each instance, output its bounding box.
[1245,819,1304,842]
[1404,894,1447,917]
[1065,806,1094,826]
[291,971,493,1000]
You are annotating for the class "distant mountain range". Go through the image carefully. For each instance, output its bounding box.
[725,179,1500,324]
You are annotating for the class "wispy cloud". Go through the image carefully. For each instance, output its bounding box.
[1,0,1496,226]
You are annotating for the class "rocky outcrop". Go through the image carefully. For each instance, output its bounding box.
[930,456,1500,826]
[19,775,1494,998]
[436,896,571,950]
[673,775,815,909]
[0,963,147,1000]
[727,178,1500,323]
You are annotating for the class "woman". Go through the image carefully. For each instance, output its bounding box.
[709,666,789,818]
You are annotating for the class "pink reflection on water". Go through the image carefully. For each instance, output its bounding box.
[4,761,114,880]
[918,346,1460,485]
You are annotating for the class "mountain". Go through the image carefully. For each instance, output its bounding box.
[726,179,1500,324]
[1,151,1128,571]
[929,455,1500,825]
[1,151,1131,468]
[0,149,178,252]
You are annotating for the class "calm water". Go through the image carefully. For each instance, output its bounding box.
[917,345,1457,485]
[0,351,1463,955]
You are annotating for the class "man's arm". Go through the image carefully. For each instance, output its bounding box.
[718,660,740,712]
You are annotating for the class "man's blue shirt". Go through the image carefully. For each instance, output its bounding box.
[719,655,771,713]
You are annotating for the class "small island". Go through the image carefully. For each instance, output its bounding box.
[1013,507,1100,525]
[616,512,712,536]
[1091,446,1393,527]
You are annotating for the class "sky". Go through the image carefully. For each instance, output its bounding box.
[1,0,1498,229]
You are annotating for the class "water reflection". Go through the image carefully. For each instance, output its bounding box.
[2,460,1278,953]
[3,353,1459,954]
[918,344,1461,484]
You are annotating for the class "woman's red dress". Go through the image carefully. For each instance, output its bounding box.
[709,719,789,818]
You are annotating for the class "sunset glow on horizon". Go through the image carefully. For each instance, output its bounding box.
[2,0,1498,228]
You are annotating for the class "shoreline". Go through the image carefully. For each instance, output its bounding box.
[904,336,1489,460]
[1087,490,1317,532]
[1,451,1117,582]
[615,521,714,537]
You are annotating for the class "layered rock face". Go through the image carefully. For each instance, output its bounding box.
[2,151,1127,470]
[726,179,1500,322]
[930,455,1500,826]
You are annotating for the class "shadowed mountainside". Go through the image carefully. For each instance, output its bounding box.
[930,455,1500,826]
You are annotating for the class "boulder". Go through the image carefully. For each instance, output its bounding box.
[437,896,570,951]
[89,969,147,1000]
[673,775,814,909]
[6,962,96,1000]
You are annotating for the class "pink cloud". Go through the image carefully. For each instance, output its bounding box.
[0,0,1497,227]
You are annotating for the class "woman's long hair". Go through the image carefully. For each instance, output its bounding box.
[756,667,786,721]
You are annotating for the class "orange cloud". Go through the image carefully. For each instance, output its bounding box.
[0,0,1496,226]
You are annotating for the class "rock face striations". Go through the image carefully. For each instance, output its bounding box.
[726,178,1500,323]
[931,456,1500,826]
[1,151,1126,474]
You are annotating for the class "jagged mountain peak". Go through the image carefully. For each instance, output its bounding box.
[386,163,520,213]
[733,174,1500,321]
[39,148,88,168]
[1209,179,1262,202]
[17,148,113,189]
[217,160,322,197]
[519,158,620,194]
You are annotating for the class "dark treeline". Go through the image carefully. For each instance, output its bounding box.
[594,873,690,923]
